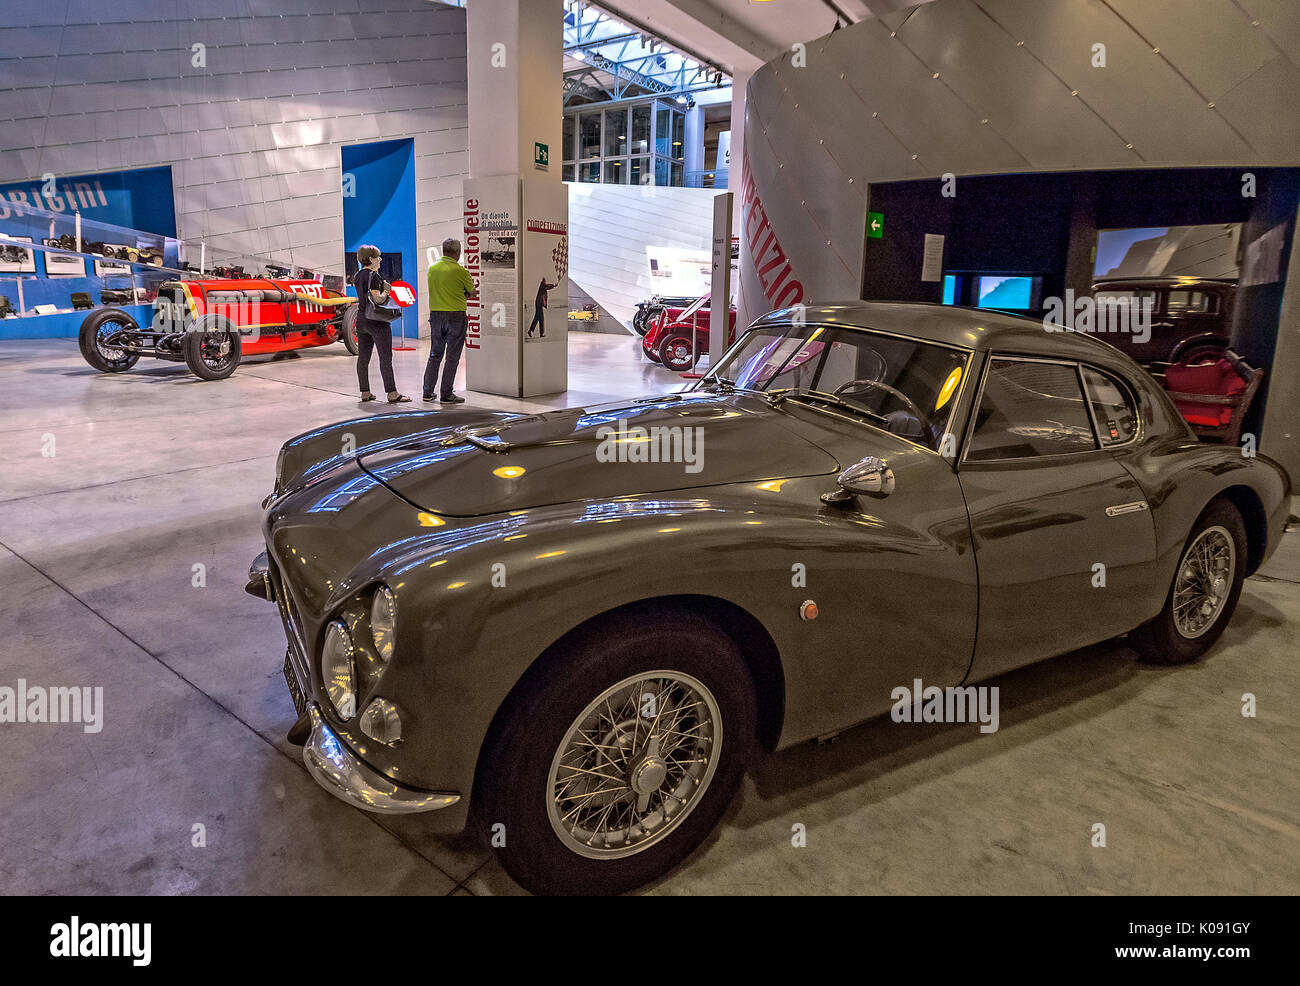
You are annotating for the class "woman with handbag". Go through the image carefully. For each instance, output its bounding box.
[352,244,410,403]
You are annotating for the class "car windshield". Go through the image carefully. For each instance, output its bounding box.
[677,294,709,320]
[698,322,970,452]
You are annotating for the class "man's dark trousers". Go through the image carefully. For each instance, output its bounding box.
[424,311,469,398]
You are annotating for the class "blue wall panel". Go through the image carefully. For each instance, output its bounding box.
[341,139,418,340]
[0,165,177,237]
[0,303,152,340]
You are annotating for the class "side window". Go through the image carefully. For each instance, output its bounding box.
[966,358,1098,461]
[1167,289,1217,314]
[1095,289,1157,317]
[1081,366,1139,445]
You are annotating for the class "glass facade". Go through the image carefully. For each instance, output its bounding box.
[564,99,687,187]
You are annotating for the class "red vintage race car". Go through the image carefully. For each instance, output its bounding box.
[77,277,369,380]
[641,294,738,372]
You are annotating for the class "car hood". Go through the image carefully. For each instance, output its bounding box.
[357,392,841,516]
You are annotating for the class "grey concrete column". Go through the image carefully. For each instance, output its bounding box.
[684,105,705,184]
[729,69,751,213]
[1257,199,1300,485]
[463,0,568,397]
[466,0,562,178]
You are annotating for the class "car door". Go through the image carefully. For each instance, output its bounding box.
[958,355,1156,681]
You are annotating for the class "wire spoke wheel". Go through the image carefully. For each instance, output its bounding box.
[95,318,133,365]
[198,331,237,372]
[182,314,242,380]
[1172,524,1235,639]
[547,670,721,860]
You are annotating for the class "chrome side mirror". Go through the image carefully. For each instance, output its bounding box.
[821,456,895,503]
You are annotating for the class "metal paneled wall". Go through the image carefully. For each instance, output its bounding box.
[739,0,1300,327]
[0,0,469,303]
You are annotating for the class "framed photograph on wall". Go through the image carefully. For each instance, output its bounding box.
[44,250,87,277]
[94,249,132,277]
[0,236,36,273]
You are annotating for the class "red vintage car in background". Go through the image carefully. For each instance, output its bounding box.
[641,294,738,371]
[78,277,368,380]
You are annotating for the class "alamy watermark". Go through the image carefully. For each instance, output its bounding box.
[595,418,704,474]
[1043,289,1152,345]
[50,916,150,966]
[890,677,999,733]
[0,680,103,733]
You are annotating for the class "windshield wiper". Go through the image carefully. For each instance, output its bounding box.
[772,389,891,425]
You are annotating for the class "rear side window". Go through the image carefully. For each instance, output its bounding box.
[966,358,1098,460]
[1167,289,1218,314]
[1081,366,1139,445]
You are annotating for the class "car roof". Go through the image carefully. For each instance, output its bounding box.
[752,301,1137,365]
[1093,275,1236,289]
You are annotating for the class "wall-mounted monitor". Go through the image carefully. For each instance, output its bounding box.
[976,275,1037,310]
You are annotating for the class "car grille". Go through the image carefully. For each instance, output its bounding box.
[269,561,312,693]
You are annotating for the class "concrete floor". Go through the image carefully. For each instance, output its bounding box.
[1,333,1297,895]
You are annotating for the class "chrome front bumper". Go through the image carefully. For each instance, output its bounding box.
[302,707,460,815]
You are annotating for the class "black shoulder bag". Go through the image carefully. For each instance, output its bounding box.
[361,271,402,323]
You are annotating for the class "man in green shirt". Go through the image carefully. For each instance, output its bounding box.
[424,237,477,403]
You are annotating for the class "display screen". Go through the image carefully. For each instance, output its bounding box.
[942,274,957,305]
[976,275,1033,310]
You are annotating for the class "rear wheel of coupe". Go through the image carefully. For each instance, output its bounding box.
[78,308,140,373]
[1131,499,1247,665]
[341,303,359,355]
[478,613,758,894]
[182,313,242,380]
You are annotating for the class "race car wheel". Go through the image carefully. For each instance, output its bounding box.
[632,309,650,336]
[182,313,243,381]
[660,333,699,372]
[341,303,360,355]
[477,611,758,895]
[78,308,140,373]
[1130,498,1247,665]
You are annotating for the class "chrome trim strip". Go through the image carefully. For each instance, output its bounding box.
[1105,501,1150,517]
[302,707,459,815]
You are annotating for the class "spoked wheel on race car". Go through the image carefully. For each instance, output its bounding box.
[660,333,699,372]
[78,308,141,373]
[182,313,243,380]
[341,303,360,355]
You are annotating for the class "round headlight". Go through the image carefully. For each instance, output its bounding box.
[370,586,396,664]
[321,620,356,719]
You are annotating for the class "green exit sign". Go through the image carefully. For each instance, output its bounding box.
[867,211,884,239]
[534,142,549,170]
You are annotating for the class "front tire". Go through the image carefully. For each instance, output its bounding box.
[1130,499,1247,665]
[477,612,758,894]
[182,313,243,380]
[78,308,140,373]
[660,333,699,371]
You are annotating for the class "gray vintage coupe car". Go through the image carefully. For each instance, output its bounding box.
[248,302,1289,894]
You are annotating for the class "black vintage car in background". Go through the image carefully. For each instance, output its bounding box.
[249,302,1289,894]
[1091,276,1237,364]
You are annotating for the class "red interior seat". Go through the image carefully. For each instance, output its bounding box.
[1165,359,1247,427]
